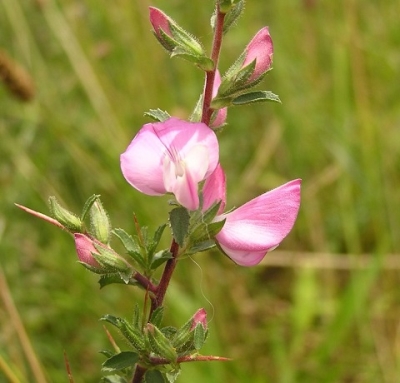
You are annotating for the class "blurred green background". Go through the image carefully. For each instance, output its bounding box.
[1,0,400,382]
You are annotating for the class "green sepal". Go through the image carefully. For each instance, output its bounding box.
[80,194,99,222]
[150,250,173,270]
[218,60,256,97]
[102,351,139,372]
[145,324,177,362]
[78,261,106,275]
[92,243,132,273]
[169,23,204,56]
[193,323,208,350]
[48,196,82,232]
[232,90,281,105]
[144,109,171,122]
[172,316,193,353]
[169,207,190,247]
[149,307,164,328]
[145,369,165,383]
[89,199,111,244]
[189,94,203,123]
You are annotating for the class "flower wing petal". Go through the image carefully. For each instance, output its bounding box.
[216,179,301,266]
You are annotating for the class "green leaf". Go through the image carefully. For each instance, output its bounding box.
[145,370,165,383]
[100,314,120,327]
[101,375,129,383]
[112,228,141,254]
[150,250,173,270]
[98,274,140,289]
[222,0,245,33]
[232,90,281,105]
[148,224,167,255]
[80,194,99,222]
[144,109,171,122]
[166,368,181,383]
[186,239,216,255]
[112,229,146,269]
[169,207,190,247]
[102,351,138,372]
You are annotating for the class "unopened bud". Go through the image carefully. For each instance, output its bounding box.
[48,197,82,232]
[241,27,273,83]
[191,308,207,331]
[74,233,103,270]
[145,323,177,362]
[89,199,111,244]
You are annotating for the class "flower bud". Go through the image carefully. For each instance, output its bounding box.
[145,323,177,362]
[149,7,176,52]
[149,7,204,56]
[241,27,273,83]
[190,308,207,331]
[89,199,111,244]
[216,27,273,100]
[74,233,103,270]
[48,196,82,232]
[74,233,131,274]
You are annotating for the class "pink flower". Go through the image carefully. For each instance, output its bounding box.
[203,164,301,266]
[210,71,227,128]
[121,118,219,211]
[74,233,102,269]
[242,27,273,83]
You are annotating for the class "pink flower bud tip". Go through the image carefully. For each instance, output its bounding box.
[74,233,102,268]
[149,7,172,38]
[243,27,273,82]
[191,308,207,330]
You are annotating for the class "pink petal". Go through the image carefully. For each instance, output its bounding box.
[215,179,301,266]
[120,123,168,196]
[202,163,226,214]
[242,27,273,82]
[149,7,172,38]
[210,70,227,128]
[121,118,219,210]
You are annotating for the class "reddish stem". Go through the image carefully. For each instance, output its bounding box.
[131,5,227,383]
[201,4,226,125]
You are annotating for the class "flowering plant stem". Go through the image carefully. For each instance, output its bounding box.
[202,4,225,125]
[131,6,226,382]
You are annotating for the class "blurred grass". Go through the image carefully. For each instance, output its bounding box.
[1,0,400,382]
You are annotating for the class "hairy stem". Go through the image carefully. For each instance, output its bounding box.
[201,4,226,125]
